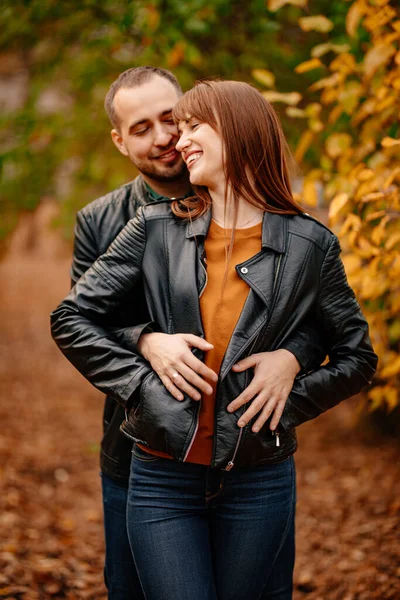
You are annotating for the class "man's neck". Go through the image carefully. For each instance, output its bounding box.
[141,174,192,199]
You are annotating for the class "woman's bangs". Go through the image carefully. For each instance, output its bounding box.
[172,85,217,127]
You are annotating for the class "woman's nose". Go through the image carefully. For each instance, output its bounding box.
[176,134,190,152]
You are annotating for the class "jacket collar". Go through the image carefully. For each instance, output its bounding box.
[185,210,287,254]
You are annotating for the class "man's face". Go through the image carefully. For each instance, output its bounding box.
[111,77,186,184]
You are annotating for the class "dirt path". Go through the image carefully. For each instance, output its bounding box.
[0,204,399,599]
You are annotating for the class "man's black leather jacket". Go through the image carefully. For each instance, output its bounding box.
[60,190,376,472]
[69,176,153,483]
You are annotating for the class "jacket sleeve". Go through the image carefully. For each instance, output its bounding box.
[279,235,378,431]
[278,321,327,374]
[70,207,156,354]
[51,208,152,408]
[70,210,98,287]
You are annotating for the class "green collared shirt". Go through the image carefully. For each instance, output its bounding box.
[145,182,192,203]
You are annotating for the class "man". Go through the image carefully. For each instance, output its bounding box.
[70,66,325,598]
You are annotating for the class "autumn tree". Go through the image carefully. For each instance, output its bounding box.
[264,0,400,411]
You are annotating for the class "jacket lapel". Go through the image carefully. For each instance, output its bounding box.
[220,213,288,377]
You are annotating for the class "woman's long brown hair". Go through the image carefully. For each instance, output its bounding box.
[171,80,303,221]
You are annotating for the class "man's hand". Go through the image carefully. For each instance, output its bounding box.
[228,349,301,432]
[137,332,218,401]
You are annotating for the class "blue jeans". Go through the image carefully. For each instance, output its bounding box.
[101,473,145,600]
[127,446,296,600]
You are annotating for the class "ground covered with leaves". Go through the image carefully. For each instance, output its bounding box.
[0,206,399,599]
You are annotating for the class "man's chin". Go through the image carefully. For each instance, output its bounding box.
[141,163,188,184]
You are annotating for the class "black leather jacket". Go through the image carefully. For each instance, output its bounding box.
[69,176,154,483]
[57,193,376,472]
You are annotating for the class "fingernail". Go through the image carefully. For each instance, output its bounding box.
[195,394,201,401]
[238,420,245,427]
[253,426,259,433]
[178,395,184,401]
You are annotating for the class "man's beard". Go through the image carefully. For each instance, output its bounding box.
[139,158,187,184]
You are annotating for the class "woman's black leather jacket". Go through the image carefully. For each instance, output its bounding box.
[51,201,377,470]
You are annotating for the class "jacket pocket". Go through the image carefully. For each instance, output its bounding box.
[124,371,198,461]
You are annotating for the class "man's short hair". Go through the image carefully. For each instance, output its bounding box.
[104,66,182,129]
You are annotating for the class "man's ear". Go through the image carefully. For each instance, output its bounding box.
[111,129,129,156]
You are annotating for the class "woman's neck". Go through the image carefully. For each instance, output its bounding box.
[209,187,263,229]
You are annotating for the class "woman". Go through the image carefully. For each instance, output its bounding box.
[51,80,377,600]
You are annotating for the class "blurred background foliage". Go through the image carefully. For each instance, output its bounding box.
[1,0,399,412]
[1,0,347,240]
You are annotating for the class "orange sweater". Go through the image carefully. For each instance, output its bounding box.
[186,219,262,464]
[141,219,262,464]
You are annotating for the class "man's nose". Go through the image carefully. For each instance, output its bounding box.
[154,124,175,147]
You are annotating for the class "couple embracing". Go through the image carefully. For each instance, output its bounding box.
[51,67,377,600]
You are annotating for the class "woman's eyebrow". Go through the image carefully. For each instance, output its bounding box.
[177,119,189,135]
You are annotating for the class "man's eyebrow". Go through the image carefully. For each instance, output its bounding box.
[128,109,174,133]
[128,118,149,132]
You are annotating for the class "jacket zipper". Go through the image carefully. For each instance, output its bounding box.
[224,253,283,470]
[183,254,208,461]
[198,256,208,297]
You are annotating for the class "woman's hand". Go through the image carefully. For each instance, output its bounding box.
[227,350,301,432]
[137,332,218,401]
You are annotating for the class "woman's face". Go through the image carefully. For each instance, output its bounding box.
[176,118,224,191]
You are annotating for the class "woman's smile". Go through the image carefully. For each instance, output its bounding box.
[176,120,224,189]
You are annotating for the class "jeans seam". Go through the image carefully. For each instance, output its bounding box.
[272,458,295,562]
[205,474,225,503]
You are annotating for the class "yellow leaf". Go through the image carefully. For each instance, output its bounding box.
[294,130,314,163]
[381,137,400,148]
[329,193,349,222]
[376,95,396,112]
[328,105,343,125]
[346,0,367,37]
[364,5,397,32]
[311,43,351,58]
[286,107,306,118]
[325,133,352,159]
[309,118,323,133]
[357,169,375,181]
[363,44,396,78]
[309,73,340,92]
[360,192,385,203]
[305,103,321,117]
[356,236,380,259]
[303,180,318,207]
[386,232,400,250]
[267,0,308,11]
[383,167,400,189]
[338,81,363,115]
[252,69,276,88]
[299,15,334,33]
[339,214,362,236]
[330,53,357,74]
[262,91,302,105]
[366,210,386,223]
[295,58,323,73]
[380,356,400,378]
[321,88,339,105]
[385,387,399,412]
[342,254,362,276]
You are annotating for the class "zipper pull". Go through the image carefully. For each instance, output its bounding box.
[125,409,129,422]
[275,432,280,447]
[225,461,234,472]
